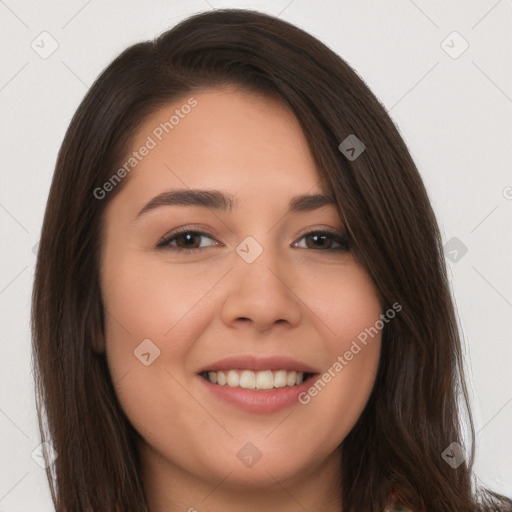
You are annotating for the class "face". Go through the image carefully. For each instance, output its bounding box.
[99,87,382,495]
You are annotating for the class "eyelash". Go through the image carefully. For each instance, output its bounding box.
[155,227,350,253]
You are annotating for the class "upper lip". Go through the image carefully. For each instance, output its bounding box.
[197,355,319,374]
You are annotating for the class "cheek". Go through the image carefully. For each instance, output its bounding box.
[100,249,222,352]
[296,264,382,437]
[100,252,217,423]
[306,262,381,334]
[296,337,381,453]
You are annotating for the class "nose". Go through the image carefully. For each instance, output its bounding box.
[220,244,302,333]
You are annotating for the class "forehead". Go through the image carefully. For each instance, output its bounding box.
[99,87,337,230]
[122,86,322,189]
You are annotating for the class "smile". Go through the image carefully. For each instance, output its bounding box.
[200,369,313,389]
[196,354,320,413]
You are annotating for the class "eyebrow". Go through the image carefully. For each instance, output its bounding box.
[135,189,336,218]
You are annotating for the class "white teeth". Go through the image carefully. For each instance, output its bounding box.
[286,371,297,386]
[256,370,274,390]
[217,371,227,386]
[274,370,287,388]
[227,370,239,387]
[239,370,256,389]
[204,369,307,389]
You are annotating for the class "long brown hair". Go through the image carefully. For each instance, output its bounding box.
[31,9,511,512]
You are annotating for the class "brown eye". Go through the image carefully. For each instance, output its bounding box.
[155,229,350,253]
[173,232,202,249]
[296,230,350,252]
[156,230,218,251]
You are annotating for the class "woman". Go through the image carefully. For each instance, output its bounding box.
[31,8,511,512]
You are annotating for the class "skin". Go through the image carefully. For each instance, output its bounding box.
[99,86,382,512]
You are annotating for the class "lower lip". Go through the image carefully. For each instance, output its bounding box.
[197,375,316,414]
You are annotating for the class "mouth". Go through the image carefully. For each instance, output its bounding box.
[196,355,320,414]
[199,369,316,389]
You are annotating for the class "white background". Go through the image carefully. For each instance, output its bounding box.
[0,0,511,510]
